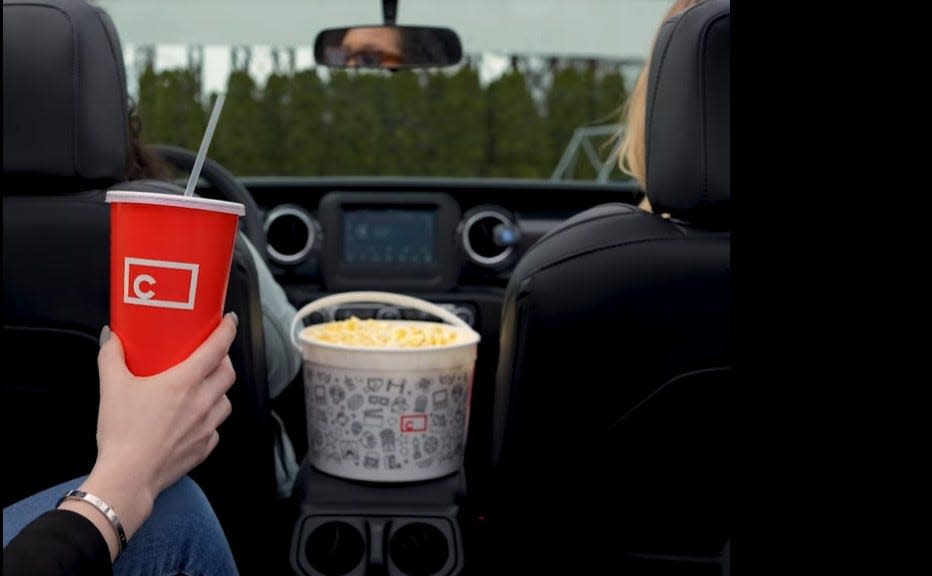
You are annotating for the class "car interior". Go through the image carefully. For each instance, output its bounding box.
[2,0,731,574]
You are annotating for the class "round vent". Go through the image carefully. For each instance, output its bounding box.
[461,208,515,267]
[264,204,315,265]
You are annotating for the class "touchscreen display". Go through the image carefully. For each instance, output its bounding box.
[343,208,436,265]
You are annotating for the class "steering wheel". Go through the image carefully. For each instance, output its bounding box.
[153,144,268,260]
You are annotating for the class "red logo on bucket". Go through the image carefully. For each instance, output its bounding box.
[400,414,428,433]
[123,257,199,310]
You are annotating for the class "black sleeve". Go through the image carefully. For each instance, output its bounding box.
[3,509,113,576]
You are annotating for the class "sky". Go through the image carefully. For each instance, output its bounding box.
[97,0,675,95]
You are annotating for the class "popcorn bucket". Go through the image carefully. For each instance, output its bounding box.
[290,292,480,482]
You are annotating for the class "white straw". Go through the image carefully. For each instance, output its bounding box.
[184,93,226,197]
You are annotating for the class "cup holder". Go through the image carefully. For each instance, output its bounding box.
[294,515,458,576]
[304,521,366,576]
[388,522,450,576]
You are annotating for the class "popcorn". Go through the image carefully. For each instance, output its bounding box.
[302,316,462,348]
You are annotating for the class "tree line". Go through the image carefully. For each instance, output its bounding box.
[137,63,630,180]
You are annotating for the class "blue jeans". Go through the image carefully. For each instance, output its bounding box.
[3,475,239,576]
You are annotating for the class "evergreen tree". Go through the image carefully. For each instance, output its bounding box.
[595,67,627,123]
[136,64,160,139]
[136,66,206,151]
[486,70,548,178]
[425,67,486,177]
[133,50,635,181]
[378,71,429,175]
[258,72,290,174]
[283,69,328,176]
[325,71,382,175]
[546,65,596,178]
[595,67,629,180]
[210,70,263,176]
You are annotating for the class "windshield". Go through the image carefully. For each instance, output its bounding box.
[98,0,674,182]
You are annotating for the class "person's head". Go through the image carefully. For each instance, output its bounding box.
[340,26,404,68]
[125,98,172,181]
[618,0,702,202]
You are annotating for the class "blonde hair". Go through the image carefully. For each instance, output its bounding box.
[618,0,702,212]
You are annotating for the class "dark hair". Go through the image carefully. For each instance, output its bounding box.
[125,98,172,181]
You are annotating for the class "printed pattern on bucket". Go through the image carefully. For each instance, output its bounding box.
[304,364,471,480]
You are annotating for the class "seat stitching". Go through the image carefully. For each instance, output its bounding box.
[606,366,731,433]
[523,233,701,278]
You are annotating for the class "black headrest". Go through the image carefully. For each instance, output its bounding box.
[645,0,730,225]
[3,0,129,183]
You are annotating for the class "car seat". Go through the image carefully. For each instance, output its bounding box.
[2,1,278,572]
[490,0,731,573]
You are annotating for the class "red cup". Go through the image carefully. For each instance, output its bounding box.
[106,191,245,376]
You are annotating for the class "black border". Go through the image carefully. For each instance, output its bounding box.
[319,192,462,291]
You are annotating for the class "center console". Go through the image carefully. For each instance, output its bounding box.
[290,461,467,576]
[276,191,513,575]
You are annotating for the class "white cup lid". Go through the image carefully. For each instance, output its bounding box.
[106,190,245,216]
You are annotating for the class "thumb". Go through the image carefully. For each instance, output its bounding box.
[97,326,130,386]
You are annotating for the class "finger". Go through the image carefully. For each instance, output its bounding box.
[183,430,221,475]
[178,313,238,380]
[208,429,220,452]
[97,329,130,387]
[203,430,220,462]
[200,356,236,404]
[205,394,233,431]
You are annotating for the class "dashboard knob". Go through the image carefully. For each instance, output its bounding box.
[493,223,521,247]
[453,306,475,326]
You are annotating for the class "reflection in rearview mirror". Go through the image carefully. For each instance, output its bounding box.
[314,26,463,70]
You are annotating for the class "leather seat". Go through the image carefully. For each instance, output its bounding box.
[2,1,277,572]
[490,1,731,573]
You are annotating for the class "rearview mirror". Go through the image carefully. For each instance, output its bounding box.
[314,26,463,70]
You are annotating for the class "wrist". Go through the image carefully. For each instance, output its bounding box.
[81,462,156,543]
[56,491,126,562]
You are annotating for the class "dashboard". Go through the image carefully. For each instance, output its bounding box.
[242,177,641,305]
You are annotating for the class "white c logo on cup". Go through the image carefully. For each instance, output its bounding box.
[133,274,157,300]
[123,257,199,310]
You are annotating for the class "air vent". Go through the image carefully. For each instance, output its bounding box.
[264,204,315,265]
[461,208,515,267]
